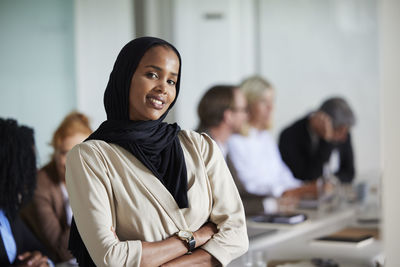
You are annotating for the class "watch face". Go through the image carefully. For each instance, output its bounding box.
[179,230,191,239]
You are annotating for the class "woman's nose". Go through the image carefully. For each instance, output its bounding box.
[155,82,167,93]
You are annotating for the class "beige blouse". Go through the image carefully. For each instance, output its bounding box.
[66,130,248,267]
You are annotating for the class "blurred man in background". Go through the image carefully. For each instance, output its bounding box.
[196,85,248,158]
[279,97,356,184]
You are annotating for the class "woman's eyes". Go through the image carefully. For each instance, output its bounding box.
[146,72,158,79]
[167,79,176,86]
[146,72,176,86]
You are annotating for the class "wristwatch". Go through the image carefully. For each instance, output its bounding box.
[177,230,196,254]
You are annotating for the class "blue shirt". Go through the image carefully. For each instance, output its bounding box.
[0,209,17,263]
[0,209,55,267]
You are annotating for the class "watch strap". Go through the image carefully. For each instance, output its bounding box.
[177,230,196,254]
[187,235,196,252]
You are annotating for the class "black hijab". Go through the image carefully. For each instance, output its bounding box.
[88,36,188,208]
[69,37,187,267]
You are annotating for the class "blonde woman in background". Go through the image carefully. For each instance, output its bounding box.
[21,111,92,263]
[227,76,316,215]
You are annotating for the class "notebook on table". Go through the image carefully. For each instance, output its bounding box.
[310,227,378,248]
[249,212,308,225]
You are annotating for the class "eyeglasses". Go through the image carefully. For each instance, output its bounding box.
[230,106,248,113]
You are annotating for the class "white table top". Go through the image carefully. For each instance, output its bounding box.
[229,205,382,267]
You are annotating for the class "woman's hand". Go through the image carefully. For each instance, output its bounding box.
[16,251,49,267]
[160,248,221,267]
[280,182,318,212]
[193,222,218,247]
[277,192,299,212]
[140,222,218,267]
[282,182,317,199]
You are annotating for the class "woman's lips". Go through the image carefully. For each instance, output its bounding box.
[147,95,165,110]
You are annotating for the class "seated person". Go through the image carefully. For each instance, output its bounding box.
[228,76,316,215]
[0,118,52,267]
[279,97,356,183]
[21,112,92,263]
[196,85,248,158]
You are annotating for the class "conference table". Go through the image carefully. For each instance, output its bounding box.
[56,202,382,267]
[228,204,383,267]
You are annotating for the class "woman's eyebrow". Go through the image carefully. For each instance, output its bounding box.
[145,65,178,77]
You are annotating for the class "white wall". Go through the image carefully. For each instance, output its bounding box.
[74,0,135,129]
[172,0,257,129]
[0,1,135,164]
[0,0,135,164]
[258,0,380,180]
[0,0,76,165]
[380,0,400,265]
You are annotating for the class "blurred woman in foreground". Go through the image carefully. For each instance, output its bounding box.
[0,118,51,266]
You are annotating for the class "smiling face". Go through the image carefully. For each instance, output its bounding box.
[129,45,180,121]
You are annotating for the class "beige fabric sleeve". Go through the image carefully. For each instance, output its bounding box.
[194,132,249,266]
[66,143,142,267]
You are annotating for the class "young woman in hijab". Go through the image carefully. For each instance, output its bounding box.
[66,37,248,267]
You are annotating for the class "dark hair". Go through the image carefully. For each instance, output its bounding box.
[197,85,237,131]
[0,118,36,219]
[319,97,356,128]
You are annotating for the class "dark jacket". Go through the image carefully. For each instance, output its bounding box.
[279,116,355,183]
[0,214,48,266]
